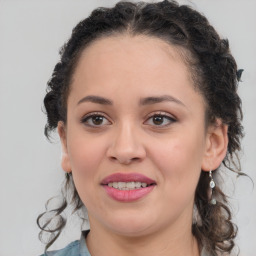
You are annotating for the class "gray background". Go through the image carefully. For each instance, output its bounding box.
[0,0,255,255]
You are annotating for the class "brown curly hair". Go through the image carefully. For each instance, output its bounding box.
[37,1,244,255]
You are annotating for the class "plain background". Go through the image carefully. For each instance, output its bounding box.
[0,0,255,255]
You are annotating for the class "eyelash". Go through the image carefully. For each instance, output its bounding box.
[80,112,176,128]
[145,112,176,127]
[81,112,111,127]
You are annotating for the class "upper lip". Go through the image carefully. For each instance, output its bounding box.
[101,173,156,185]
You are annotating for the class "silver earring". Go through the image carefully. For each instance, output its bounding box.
[209,170,216,205]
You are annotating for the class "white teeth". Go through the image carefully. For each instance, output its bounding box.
[107,181,149,190]
[126,181,135,189]
[118,182,126,189]
[141,183,147,188]
[135,182,141,188]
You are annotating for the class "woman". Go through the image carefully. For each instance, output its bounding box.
[37,1,244,255]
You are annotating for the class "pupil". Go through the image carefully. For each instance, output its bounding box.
[153,116,163,125]
[92,116,103,125]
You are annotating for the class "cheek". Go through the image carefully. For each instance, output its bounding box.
[67,135,110,210]
[150,134,204,190]
[68,135,107,184]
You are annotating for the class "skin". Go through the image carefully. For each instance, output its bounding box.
[58,35,228,256]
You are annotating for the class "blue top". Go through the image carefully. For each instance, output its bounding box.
[40,230,90,256]
[40,230,209,256]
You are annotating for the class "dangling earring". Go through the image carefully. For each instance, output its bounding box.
[209,170,216,205]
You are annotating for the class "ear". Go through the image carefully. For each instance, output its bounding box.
[57,121,72,173]
[201,119,228,172]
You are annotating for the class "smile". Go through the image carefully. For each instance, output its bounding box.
[107,181,148,190]
[101,173,156,202]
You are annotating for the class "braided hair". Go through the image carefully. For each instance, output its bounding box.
[37,1,243,255]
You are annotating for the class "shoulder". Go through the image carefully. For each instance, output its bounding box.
[39,240,80,256]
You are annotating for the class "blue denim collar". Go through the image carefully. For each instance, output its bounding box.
[79,230,91,256]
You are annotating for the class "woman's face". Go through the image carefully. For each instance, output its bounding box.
[59,35,215,237]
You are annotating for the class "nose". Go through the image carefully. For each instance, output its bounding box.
[106,122,146,165]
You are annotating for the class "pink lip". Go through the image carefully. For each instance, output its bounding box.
[101,173,156,202]
[101,173,156,185]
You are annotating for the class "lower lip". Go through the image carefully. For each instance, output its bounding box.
[103,185,155,202]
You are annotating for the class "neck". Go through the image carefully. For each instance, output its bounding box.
[86,221,200,256]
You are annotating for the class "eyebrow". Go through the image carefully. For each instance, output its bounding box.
[139,95,186,107]
[77,95,113,105]
[77,94,185,107]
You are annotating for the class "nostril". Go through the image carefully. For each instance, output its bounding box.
[109,156,141,164]
[131,157,140,161]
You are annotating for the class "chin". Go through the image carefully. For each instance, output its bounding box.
[102,212,158,237]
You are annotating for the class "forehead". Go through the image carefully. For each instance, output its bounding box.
[74,35,190,75]
[68,34,206,119]
[70,34,193,90]
[82,34,182,62]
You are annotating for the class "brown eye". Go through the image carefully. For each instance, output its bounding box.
[92,116,104,125]
[145,114,176,127]
[153,116,164,125]
[81,114,111,127]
